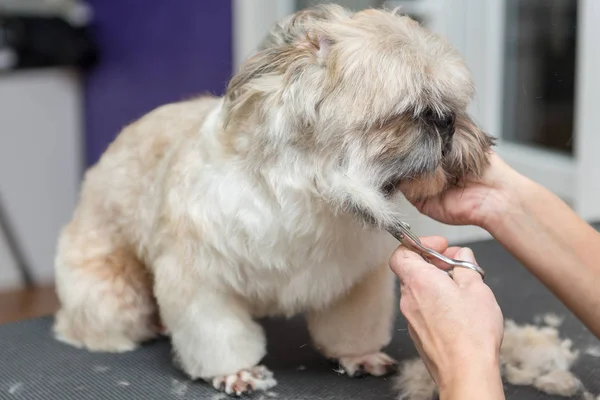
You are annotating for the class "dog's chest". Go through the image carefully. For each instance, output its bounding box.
[229,213,397,316]
[167,151,398,315]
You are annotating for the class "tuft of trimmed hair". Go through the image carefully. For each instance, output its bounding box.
[395,316,594,399]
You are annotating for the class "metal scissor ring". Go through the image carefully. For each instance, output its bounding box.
[387,221,485,280]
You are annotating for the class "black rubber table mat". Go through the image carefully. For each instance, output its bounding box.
[1,236,599,399]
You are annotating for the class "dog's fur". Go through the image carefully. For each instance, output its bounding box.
[53,5,494,395]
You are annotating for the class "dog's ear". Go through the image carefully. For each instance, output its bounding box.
[258,4,350,52]
[224,5,347,126]
[227,6,346,103]
[298,31,334,66]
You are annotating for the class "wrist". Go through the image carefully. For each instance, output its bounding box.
[438,354,504,400]
[478,163,532,235]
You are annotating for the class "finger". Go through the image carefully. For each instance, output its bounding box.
[407,323,424,349]
[390,236,448,265]
[418,236,449,253]
[413,188,461,213]
[442,246,463,259]
[428,246,462,270]
[407,324,429,364]
[389,246,430,281]
[412,195,442,212]
[390,246,444,284]
[410,197,427,210]
[449,247,483,287]
[407,323,418,343]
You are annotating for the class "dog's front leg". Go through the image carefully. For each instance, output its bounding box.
[154,257,276,395]
[306,263,398,377]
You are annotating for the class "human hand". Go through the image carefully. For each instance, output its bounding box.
[389,237,504,396]
[412,152,526,230]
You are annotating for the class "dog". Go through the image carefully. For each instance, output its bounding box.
[53,4,494,396]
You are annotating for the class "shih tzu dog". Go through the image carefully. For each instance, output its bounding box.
[53,4,493,396]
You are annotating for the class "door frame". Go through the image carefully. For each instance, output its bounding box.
[574,0,600,222]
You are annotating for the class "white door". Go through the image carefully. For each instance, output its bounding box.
[232,0,600,243]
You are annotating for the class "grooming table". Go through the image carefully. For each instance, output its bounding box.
[1,236,599,400]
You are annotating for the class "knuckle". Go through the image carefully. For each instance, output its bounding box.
[390,254,410,271]
[406,276,424,291]
[399,295,413,316]
[391,258,419,279]
[402,272,428,293]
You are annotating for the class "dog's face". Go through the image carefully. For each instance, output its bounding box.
[224,5,494,227]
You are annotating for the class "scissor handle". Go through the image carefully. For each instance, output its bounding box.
[387,223,485,279]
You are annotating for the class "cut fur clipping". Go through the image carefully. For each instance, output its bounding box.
[501,319,581,395]
[395,316,599,400]
[395,358,437,400]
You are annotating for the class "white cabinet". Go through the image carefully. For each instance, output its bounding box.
[0,69,82,290]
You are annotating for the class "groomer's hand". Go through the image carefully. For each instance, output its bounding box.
[390,237,505,399]
[412,152,526,231]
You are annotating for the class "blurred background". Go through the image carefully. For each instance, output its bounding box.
[0,0,597,323]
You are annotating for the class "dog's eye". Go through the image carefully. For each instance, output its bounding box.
[422,109,436,121]
[421,109,455,127]
[443,113,456,128]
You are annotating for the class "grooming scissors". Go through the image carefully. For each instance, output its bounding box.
[387,221,485,279]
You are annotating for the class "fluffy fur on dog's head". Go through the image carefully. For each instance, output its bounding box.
[223,4,494,228]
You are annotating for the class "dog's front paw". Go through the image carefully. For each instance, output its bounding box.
[338,352,398,378]
[211,365,277,396]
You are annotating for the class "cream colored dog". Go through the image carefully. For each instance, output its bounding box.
[53,4,493,396]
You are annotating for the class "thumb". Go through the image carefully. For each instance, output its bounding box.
[390,245,446,285]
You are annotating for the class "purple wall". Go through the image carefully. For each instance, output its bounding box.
[84,1,232,166]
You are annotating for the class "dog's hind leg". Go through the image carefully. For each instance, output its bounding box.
[53,221,159,353]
